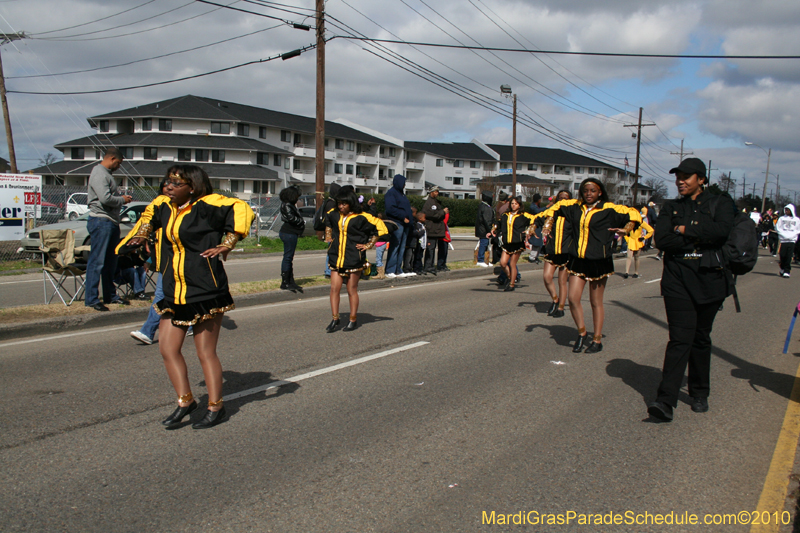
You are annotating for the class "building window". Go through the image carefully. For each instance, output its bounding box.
[388,168,394,176]
[389,147,396,157]
[574,166,583,174]
[273,154,281,166]
[453,177,464,185]
[470,161,480,169]
[379,146,385,157]
[356,143,362,153]
[453,160,464,168]
[281,130,291,142]
[574,183,581,190]
[346,141,354,151]
[210,122,230,134]
[211,150,225,162]
[98,120,109,132]
[334,163,343,174]
[445,176,453,181]
[237,123,250,136]
[335,139,344,150]
[142,118,152,131]
[294,133,302,146]
[121,147,134,159]
[230,180,241,193]
[517,163,523,171]
[143,147,158,160]
[528,164,538,171]
[259,126,267,139]
[95,149,101,160]
[346,164,354,175]
[436,159,444,167]
[178,149,191,161]
[324,138,329,148]
[195,149,209,162]
[284,158,290,169]
[158,119,172,132]
[500,162,509,169]
[257,152,268,165]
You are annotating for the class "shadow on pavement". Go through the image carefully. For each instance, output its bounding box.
[525,323,575,347]
[610,299,798,402]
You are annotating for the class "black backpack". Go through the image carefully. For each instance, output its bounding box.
[313,201,330,232]
[709,195,759,276]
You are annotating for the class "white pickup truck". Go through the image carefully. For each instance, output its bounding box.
[66,192,89,220]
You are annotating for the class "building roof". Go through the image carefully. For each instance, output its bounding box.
[90,95,397,147]
[487,144,623,172]
[404,141,496,160]
[54,133,294,154]
[25,160,280,181]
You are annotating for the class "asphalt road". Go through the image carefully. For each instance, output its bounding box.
[0,238,480,309]
[2,249,797,532]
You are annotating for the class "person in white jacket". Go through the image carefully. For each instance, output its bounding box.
[776,204,800,277]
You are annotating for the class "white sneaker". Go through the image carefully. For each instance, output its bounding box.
[130,331,153,345]
[783,272,791,278]
[386,273,397,278]
[476,262,489,267]
[398,272,410,277]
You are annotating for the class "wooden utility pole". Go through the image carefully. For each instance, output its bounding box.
[624,108,655,205]
[0,32,24,174]
[314,0,325,208]
[512,94,517,196]
[742,175,746,199]
[670,139,693,161]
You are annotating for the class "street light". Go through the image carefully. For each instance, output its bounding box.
[501,85,517,196]
[745,141,771,213]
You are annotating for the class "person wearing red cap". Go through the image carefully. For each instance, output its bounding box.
[648,158,735,422]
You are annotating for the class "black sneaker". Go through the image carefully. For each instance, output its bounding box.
[691,397,709,413]
[647,401,673,422]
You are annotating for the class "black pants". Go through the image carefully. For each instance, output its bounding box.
[780,242,795,273]
[768,233,778,255]
[655,296,723,407]
[437,239,448,269]
[424,238,439,272]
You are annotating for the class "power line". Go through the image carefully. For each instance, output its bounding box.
[193,0,312,26]
[31,0,159,36]
[330,37,800,59]
[8,24,283,79]
[6,43,317,94]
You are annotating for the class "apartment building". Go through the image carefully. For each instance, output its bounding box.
[29,95,647,205]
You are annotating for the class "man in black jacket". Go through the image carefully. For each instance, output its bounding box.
[422,186,448,274]
[475,191,494,267]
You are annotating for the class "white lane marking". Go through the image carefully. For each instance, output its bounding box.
[223,341,430,401]
[0,323,142,348]
[645,278,662,284]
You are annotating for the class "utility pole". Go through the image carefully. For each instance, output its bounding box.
[742,174,746,199]
[670,139,693,161]
[624,108,655,204]
[0,32,25,174]
[707,160,717,184]
[314,0,325,209]
[753,183,756,198]
[512,93,517,196]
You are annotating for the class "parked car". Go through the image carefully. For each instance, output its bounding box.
[19,202,151,260]
[36,201,64,224]
[66,192,89,221]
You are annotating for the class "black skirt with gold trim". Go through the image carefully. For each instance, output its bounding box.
[566,256,614,281]
[155,292,235,326]
[501,241,526,255]
[543,253,569,267]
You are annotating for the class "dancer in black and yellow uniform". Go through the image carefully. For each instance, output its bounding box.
[325,189,388,332]
[120,165,254,429]
[492,196,537,292]
[540,178,641,353]
[537,190,573,317]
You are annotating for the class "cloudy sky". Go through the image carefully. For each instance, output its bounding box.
[0,0,798,200]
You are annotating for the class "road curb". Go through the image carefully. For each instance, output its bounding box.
[0,263,536,342]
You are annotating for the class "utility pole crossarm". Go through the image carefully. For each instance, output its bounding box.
[623,108,656,205]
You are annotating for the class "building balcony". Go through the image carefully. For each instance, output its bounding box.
[405,161,424,170]
[356,154,379,165]
[293,145,315,158]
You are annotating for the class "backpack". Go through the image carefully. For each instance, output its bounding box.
[709,195,758,276]
[313,201,329,231]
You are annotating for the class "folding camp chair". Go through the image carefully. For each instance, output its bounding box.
[40,229,87,305]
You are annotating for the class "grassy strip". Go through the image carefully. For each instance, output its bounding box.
[0,260,484,325]
[0,260,41,274]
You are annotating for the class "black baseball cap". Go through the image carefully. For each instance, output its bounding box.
[669,157,706,177]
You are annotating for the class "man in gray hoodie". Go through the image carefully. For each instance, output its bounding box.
[85,147,132,311]
[777,204,800,278]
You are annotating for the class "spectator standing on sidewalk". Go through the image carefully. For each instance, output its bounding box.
[384,174,413,278]
[475,191,494,267]
[85,147,132,311]
[278,186,305,293]
[422,186,448,275]
[493,191,510,267]
[777,204,800,278]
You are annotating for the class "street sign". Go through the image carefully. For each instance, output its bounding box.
[0,188,27,240]
[499,169,512,174]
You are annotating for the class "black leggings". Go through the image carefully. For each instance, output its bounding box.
[655,296,723,407]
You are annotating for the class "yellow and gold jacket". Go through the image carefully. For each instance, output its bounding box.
[536,199,642,260]
[494,211,537,245]
[117,194,254,305]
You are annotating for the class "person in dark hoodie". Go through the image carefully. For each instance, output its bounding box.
[422,186,448,274]
[322,182,342,278]
[384,174,413,278]
[475,191,494,267]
